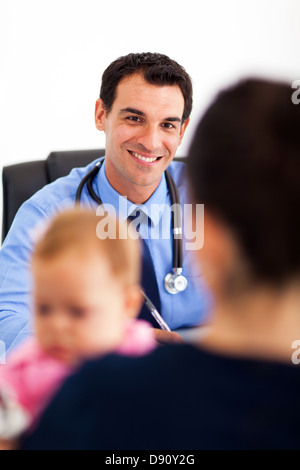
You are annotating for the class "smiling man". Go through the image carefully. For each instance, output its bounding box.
[95,72,188,203]
[0,53,212,351]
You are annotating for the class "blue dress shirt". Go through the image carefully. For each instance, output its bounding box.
[0,157,212,356]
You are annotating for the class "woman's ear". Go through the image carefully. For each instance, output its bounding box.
[194,209,238,294]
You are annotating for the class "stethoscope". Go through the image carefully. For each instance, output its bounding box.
[75,159,188,326]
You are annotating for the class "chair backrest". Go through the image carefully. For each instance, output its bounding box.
[2,149,104,242]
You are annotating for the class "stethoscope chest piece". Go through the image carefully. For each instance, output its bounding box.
[164,269,188,294]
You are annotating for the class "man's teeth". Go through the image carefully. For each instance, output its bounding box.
[131,152,158,163]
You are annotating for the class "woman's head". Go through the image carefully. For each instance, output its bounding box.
[188,78,300,295]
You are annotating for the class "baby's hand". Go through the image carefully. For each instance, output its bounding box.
[0,438,17,450]
[0,389,30,441]
[153,329,186,345]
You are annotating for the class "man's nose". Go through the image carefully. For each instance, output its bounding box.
[136,125,162,154]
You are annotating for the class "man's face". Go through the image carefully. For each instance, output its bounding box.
[95,73,189,201]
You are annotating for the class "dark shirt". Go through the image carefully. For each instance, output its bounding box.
[21,344,300,450]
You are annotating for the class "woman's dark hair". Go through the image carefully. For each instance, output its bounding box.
[188,78,300,284]
[100,52,193,123]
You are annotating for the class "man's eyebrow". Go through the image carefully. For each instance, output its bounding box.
[120,107,145,116]
[164,116,182,123]
[120,107,182,123]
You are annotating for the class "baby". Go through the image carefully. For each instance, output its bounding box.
[0,207,155,448]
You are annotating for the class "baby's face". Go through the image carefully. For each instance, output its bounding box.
[32,250,131,365]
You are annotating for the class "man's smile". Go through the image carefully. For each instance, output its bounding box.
[128,149,163,165]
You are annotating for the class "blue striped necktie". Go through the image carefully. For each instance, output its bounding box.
[128,213,161,327]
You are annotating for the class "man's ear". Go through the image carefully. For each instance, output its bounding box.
[95,99,106,131]
[178,118,190,145]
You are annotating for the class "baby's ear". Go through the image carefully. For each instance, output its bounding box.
[124,285,143,320]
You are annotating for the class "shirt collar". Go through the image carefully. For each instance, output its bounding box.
[95,158,168,226]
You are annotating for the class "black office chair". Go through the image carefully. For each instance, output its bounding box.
[2,149,104,243]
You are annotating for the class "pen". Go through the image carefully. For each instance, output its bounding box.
[141,290,171,331]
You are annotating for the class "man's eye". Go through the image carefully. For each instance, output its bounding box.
[162,122,175,129]
[126,116,141,123]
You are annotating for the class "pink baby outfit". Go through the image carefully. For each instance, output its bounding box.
[0,319,155,439]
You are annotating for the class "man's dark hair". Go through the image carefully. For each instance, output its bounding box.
[188,78,300,284]
[100,52,193,123]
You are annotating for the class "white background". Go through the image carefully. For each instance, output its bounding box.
[0,0,299,237]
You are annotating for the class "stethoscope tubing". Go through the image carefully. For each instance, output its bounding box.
[76,160,183,272]
[164,170,182,270]
[75,159,186,329]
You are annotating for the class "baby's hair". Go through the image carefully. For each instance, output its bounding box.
[32,207,141,286]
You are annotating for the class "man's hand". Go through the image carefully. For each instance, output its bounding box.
[153,329,186,345]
